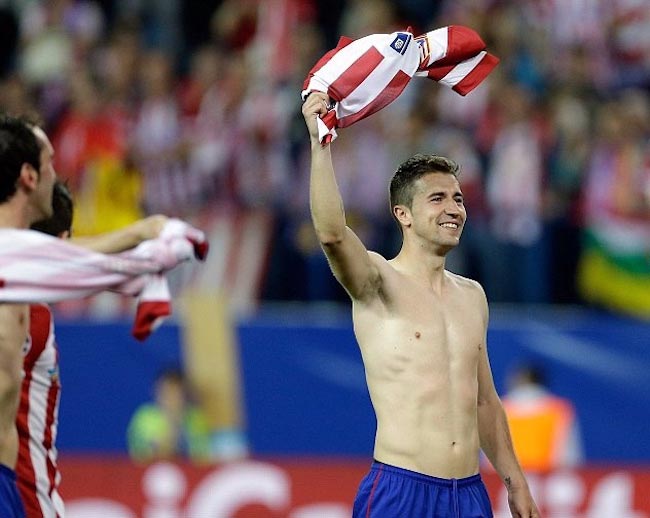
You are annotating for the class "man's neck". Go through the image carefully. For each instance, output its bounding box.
[0,199,31,229]
[391,242,449,290]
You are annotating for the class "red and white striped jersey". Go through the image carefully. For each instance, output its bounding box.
[302,25,499,143]
[16,304,64,518]
[0,219,208,341]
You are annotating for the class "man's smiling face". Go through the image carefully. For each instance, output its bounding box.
[408,172,466,249]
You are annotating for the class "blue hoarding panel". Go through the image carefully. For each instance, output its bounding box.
[56,321,183,452]
[55,307,650,462]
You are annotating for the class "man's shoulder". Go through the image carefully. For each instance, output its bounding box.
[445,270,485,293]
[366,250,394,276]
[445,271,489,309]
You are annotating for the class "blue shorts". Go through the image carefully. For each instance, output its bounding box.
[353,460,493,518]
[0,464,26,518]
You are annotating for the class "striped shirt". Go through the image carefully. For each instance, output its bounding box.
[302,25,499,143]
[0,219,208,341]
[16,304,64,518]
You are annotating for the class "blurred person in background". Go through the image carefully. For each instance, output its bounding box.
[0,0,645,312]
[578,90,650,318]
[130,49,197,217]
[482,83,552,304]
[545,87,592,303]
[50,70,116,193]
[114,0,181,63]
[52,69,143,238]
[607,0,650,90]
[127,367,213,463]
[339,0,399,38]
[96,20,141,116]
[0,75,37,118]
[18,0,106,127]
[48,66,144,318]
[501,364,584,472]
[303,92,538,518]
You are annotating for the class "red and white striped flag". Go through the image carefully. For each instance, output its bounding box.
[302,25,499,143]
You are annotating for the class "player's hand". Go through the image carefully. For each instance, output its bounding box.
[301,91,330,143]
[508,486,540,518]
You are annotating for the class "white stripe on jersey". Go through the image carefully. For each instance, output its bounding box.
[17,304,64,518]
[438,51,489,88]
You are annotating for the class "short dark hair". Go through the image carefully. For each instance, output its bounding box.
[389,154,460,213]
[30,181,73,236]
[0,114,42,203]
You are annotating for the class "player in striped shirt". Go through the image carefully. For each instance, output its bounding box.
[0,115,57,518]
[17,181,167,518]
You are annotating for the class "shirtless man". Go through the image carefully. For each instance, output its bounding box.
[303,93,539,517]
[0,115,57,518]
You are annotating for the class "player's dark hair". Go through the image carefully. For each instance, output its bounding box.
[389,154,460,215]
[30,181,73,236]
[0,114,42,203]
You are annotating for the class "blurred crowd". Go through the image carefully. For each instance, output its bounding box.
[1,0,649,313]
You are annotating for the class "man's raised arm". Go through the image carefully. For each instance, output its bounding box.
[302,93,381,301]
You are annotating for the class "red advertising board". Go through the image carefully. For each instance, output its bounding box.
[59,456,650,517]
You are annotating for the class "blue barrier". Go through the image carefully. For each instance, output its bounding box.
[56,322,183,452]
[56,306,650,461]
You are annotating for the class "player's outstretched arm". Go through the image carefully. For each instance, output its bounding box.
[303,93,381,301]
[71,215,168,254]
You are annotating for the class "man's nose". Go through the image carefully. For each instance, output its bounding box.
[444,200,460,215]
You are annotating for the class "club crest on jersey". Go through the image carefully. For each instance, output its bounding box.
[415,35,430,68]
[390,33,411,55]
[48,366,59,383]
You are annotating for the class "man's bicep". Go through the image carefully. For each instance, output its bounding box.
[321,226,381,300]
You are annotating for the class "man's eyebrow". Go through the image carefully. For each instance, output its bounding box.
[427,190,464,198]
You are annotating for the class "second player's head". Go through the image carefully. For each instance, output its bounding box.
[30,181,73,238]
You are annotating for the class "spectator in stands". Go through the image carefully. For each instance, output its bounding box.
[0,0,647,311]
[483,83,552,303]
[578,92,650,318]
[131,49,192,216]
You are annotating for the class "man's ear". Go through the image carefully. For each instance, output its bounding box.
[393,205,411,228]
[19,163,39,191]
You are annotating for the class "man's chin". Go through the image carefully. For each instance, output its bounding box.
[439,236,461,252]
